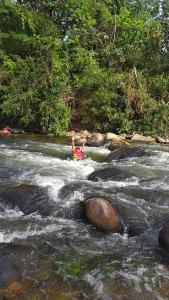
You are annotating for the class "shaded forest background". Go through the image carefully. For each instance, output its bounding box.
[0,0,169,136]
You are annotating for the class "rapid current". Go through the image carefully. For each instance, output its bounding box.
[0,135,169,300]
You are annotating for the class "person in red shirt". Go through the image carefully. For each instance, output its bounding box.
[71,137,86,160]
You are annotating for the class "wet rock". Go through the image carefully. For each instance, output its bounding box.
[127,222,148,237]
[104,146,152,162]
[119,186,169,205]
[87,133,104,147]
[156,136,166,143]
[88,166,134,182]
[108,139,131,151]
[79,130,91,138]
[32,128,47,135]
[156,136,169,144]
[10,128,23,134]
[122,133,135,140]
[59,183,80,200]
[131,133,155,143]
[84,197,122,232]
[104,132,122,143]
[0,243,36,288]
[0,184,56,216]
[158,223,169,251]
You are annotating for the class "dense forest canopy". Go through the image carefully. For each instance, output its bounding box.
[0,0,169,136]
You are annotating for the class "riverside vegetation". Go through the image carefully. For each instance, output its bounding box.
[0,0,169,136]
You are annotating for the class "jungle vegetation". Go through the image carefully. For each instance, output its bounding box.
[0,0,169,136]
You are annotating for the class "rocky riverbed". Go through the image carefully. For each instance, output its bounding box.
[0,135,169,300]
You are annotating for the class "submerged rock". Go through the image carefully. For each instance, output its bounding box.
[88,166,134,182]
[104,146,152,162]
[0,184,56,216]
[84,197,122,232]
[158,223,169,251]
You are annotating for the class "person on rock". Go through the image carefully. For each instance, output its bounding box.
[1,126,11,136]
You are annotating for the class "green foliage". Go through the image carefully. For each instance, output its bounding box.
[40,99,71,136]
[55,252,89,280]
[0,0,168,136]
[0,0,71,134]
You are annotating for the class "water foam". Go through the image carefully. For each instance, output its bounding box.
[0,206,23,219]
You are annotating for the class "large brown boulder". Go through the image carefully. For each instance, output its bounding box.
[79,130,92,138]
[87,133,104,147]
[158,223,169,251]
[108,139,131,151]
[131,134,155,143]
[104,132,122,143]
[84,197,122,232]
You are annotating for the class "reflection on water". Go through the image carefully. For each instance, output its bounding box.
[0,135,169,299]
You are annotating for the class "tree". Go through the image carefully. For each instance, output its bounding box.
[0,0,71,135]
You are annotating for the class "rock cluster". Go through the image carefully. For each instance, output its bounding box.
[67,130,169,148]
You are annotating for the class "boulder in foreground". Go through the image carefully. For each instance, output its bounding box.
[84,197,122,232]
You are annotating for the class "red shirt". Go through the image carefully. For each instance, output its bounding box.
[72,148,85,159]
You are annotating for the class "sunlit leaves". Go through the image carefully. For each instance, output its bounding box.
[0,0,168,136]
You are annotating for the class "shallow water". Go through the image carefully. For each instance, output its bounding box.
[0,135,169,300]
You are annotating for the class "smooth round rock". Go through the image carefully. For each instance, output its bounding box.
[84,197,122,232]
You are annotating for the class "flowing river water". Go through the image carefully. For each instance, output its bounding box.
[0,135,169,300]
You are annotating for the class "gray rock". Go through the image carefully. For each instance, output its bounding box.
[104,147,152,162]
[88,166,134,182]
[158,223,169,251]
[0,184,55,216]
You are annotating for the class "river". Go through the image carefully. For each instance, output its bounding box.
[0,135,169,300]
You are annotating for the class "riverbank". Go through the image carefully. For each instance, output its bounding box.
[1,127,169,148]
